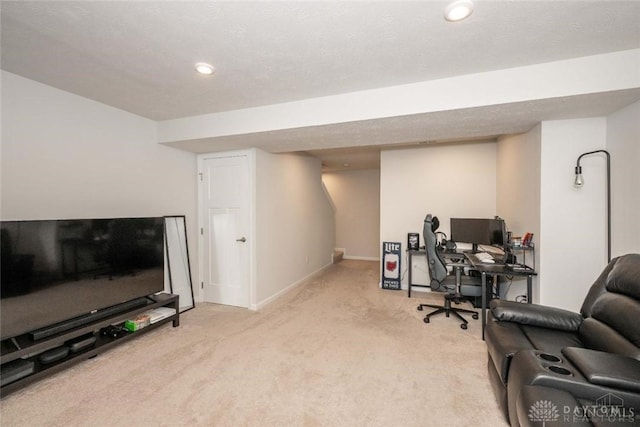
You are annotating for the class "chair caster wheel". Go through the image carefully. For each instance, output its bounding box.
[417,306,423,311]
[461,323,467,330]
[423,317,430,324]
[472,313,479,320]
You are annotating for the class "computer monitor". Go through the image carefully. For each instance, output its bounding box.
[450,218,506,252]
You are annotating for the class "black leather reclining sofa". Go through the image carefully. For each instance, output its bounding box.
[485,254,640,426]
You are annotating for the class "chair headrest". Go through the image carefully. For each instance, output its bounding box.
[425,214,440,232]
[432,216,440,232]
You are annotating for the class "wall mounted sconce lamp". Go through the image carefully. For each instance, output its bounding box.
[574,149,611,262]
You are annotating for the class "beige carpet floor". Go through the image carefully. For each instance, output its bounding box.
[0,260,508,427]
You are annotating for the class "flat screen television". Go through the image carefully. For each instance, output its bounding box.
[450,217,506,252]
[1,217,165,341]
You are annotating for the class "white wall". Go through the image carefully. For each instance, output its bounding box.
[496,108,639,310]
[1,71,197,220]
[380,142,497,286]
[1,71,198,286]
[322,169,380,260]
[607,100,640,257]
[539,118,608,311]
[254,151,335,307]
[496,126,542,301]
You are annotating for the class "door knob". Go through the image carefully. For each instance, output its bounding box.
[236,237,246,243]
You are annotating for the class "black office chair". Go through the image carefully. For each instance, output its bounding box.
[417,214,480,329]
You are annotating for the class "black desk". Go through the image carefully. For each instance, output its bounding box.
[464,252,537,340]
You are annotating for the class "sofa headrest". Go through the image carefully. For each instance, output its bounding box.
[581,257,619,318]
[606,254,640,300]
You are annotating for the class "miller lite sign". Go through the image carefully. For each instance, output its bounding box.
[382,241,401,290]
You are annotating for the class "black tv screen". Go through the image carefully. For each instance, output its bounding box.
[1,217,165,340]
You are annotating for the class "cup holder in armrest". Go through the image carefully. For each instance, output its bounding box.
[547,365,572,376]
[538,353,562,363]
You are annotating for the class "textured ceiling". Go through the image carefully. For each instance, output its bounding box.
[2,1,640,169]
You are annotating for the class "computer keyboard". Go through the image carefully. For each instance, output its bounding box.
[475,252,495,263]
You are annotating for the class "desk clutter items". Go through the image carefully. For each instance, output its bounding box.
[381,242,402,290]
[510,232,534,248]
[475,252,495,263]
[505,263,535,272]
[407,233,419,250]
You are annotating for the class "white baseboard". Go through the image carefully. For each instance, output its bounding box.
[252,262,333,310]
[344,255,379,261]
[377,282,431,293]
[334,247,378,262]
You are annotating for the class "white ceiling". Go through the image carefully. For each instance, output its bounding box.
[2,1,640,170]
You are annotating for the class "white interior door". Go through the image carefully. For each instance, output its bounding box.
[200,154,251,308]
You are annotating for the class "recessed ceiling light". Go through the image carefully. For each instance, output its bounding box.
[195,62,215,75]
[444,0,474,22]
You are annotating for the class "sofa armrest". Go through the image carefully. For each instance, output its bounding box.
[563,347,640,393]
[489,299,583,332]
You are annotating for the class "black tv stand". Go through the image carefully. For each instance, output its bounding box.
[29,297,150,341]
[0,293,179,397]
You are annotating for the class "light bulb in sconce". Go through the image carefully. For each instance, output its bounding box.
[574,165,584,188]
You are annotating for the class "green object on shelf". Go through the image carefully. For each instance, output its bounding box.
[124,314,150,332]
[123,320,137,332]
